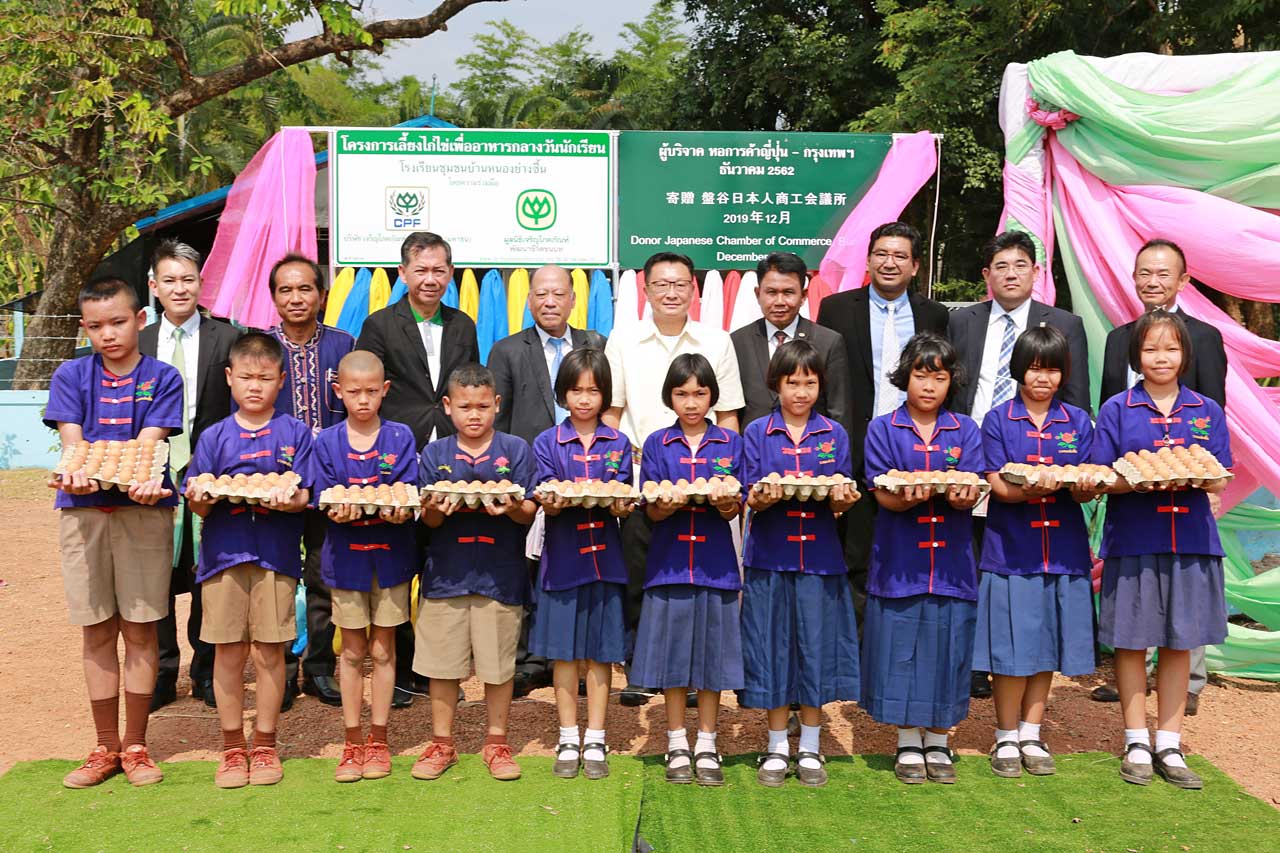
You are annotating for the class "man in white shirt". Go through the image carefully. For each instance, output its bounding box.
[140,240,239,710]
[603,250,745,705]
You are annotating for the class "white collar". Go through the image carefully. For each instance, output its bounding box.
[766,315,801,341]
[641,316,696,343]
[990,298,1032,326]
[535,324,571,348]
[160,312,200,340]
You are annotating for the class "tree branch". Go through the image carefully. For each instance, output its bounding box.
[138,0,194,85]
[158,0,505,117]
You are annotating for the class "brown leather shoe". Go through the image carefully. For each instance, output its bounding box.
[1019,740,1056,776]
[894,746,926,785]
[989,740,1022,778]
[756,752,789,787]
[552,742,580,778]
[1119,742,1153,786]
[793,752,828,787]
[412,741,458,780]
[334,742,364,783]
[1154,748,1203,790]
[482,742,522,780]
[120,745,163,786]
[63,746,121,789]
[362,738,391,780]
[924,746,957,784]
[581,742,609,780]
[215,748,250,789]
[248,746,283,786]
[665,750,693,784]
[693,751,724,787]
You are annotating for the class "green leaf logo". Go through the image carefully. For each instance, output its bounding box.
[389,190,425,217]
[516,189,557,231]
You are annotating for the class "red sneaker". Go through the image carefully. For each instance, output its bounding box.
[411,742,458,780]
[215,748,249,789]
[482,743,521,781]
[63,746,121,789]
[120,744,163,786]
[362,737,392,780]
[334,742,364,783]
[249,746,283,786]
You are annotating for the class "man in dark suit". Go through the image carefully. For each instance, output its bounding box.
[816,221,949,619]
[356,231,480,706]
[490,264,606,445]
[140,240,239,710]
[948,230,1090,418]
[488,264,605,696]
[731,251,849,427]
[1091,238,1227,713]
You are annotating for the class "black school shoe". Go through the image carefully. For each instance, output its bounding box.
[970,671,992,699]
[280,680,299,713]
[664,749,693,784]
[693,752,724,786]
[1154,748,1203,789]
[150,680,178,712]
[620,684,657,707]
[793,752,828,787]
[552,743,580,778]
[989,740,1022,778]
[391,685,414,708]
[302,674,342,706]
[924,746,957,784]
[582,743,610,780]
[756,752,790,787]
[894,746,926,784]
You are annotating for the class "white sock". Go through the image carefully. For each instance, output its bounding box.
[1155,730,1186,768]
[762,728,789,772]
[897,727,924,765]
[797,724,823,769]
[582,728,606,763]
[558,726,580,761]
[994,727,1020,760]
[1018,721,1049,757]
[1124,728,1152,764]
[667,729,690,769]
[923,730,952,764]
[694,731,719,770]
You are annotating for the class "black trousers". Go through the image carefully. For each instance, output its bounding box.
[286,510,336,683]
[839,495,874,628]
[621,511,654,661]
[516,557,548,674]
[156,501,214,688]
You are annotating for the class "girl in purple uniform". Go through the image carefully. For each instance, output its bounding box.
[742,340,861,788]
[530,348,636,780]
[1094,310,1230,790]
[862,332,983,785]
[632,353,744,786]
[976,326,1102,779]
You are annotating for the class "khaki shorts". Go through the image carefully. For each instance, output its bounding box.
[413,594,521,684]
[200,563,298,644]
[331,576,411,630]
[59,507,174,626]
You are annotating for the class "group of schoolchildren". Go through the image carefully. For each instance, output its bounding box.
[49,267,1229,794]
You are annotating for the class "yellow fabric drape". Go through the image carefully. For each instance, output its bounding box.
[507,268,530,332]
[323,267,356,326]
[368,267,391,313]
[569,268,589,329]
[459,268,480,321]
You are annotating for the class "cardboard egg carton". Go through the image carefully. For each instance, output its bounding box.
[748,472,858,502]
[639,476,742,504]
[188,471,302,504]
[317,482,421,513]
[423,479,526,508]
[1113,445,1232,490]
[53,439,169,489]
[533,479,640,509]
[872,469,990,496]
[998,463,1118,488]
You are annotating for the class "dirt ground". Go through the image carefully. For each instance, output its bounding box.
[2,469,1277,807]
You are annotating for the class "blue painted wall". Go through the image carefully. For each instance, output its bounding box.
[0,391,59,470]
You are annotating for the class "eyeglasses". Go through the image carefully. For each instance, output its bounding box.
[990,261,1032,274]
[648,279,693,294]
[871,250,911,264]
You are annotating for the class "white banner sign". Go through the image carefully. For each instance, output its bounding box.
[330,128,613,267]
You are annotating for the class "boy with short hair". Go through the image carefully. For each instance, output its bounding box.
[46,276,185,788]
[312,350,419,782]
[413,364,537,782]
[184,332,313,788]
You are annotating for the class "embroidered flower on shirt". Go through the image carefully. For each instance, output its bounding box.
[135,379,156,401]
[944,445,962,466]
[604,450,623,471]
[816,439,836,462]
[1056,430,1079,453]
[711,455,734,475]
[379,452,397,473]
[278,445,296,467]
[494,455,511,475]
[437,463,452,474]
[1190,416,1212,439]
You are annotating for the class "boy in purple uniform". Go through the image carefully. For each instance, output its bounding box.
[412,364,537,783]
[47,276,183,789]
[861,332,984,785]
[311,350,419,783]
[184,332,313,788]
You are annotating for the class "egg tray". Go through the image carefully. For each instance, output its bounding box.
[317,483,421,513]
[1112,446,1232,490]
[639,476,743,504]
[748,473,859,502]
[999,463,1118,488]
[187,471,302,504]
[872,470,991,496]
[53,439,170,490]
[423,479,526,508]
[533,479,640,509]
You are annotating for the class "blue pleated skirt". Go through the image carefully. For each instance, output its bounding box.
[972,571,1095,677]
[860,593,976,729]
[740,568,859,709]
[631,585,744,692]
[528,580,626,664]
[1099,553,1227,651]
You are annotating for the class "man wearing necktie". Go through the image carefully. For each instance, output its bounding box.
[489,264,605,695]
[139,241,239,710]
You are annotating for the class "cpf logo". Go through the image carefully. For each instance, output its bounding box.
[515,189,556,231]
[386,187,428,230]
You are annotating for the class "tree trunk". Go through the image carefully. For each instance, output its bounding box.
[1243,298,1276,342]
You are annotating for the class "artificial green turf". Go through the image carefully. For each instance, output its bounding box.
[0,756,644,853]
[635,753,1280,853]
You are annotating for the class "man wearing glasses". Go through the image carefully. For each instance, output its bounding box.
[603,250,745,705]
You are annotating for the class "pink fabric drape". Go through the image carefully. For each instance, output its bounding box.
[819,131,938,292]
[200,130,318,329]
[999,157,1058,302]
[1049,137,1280,510]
